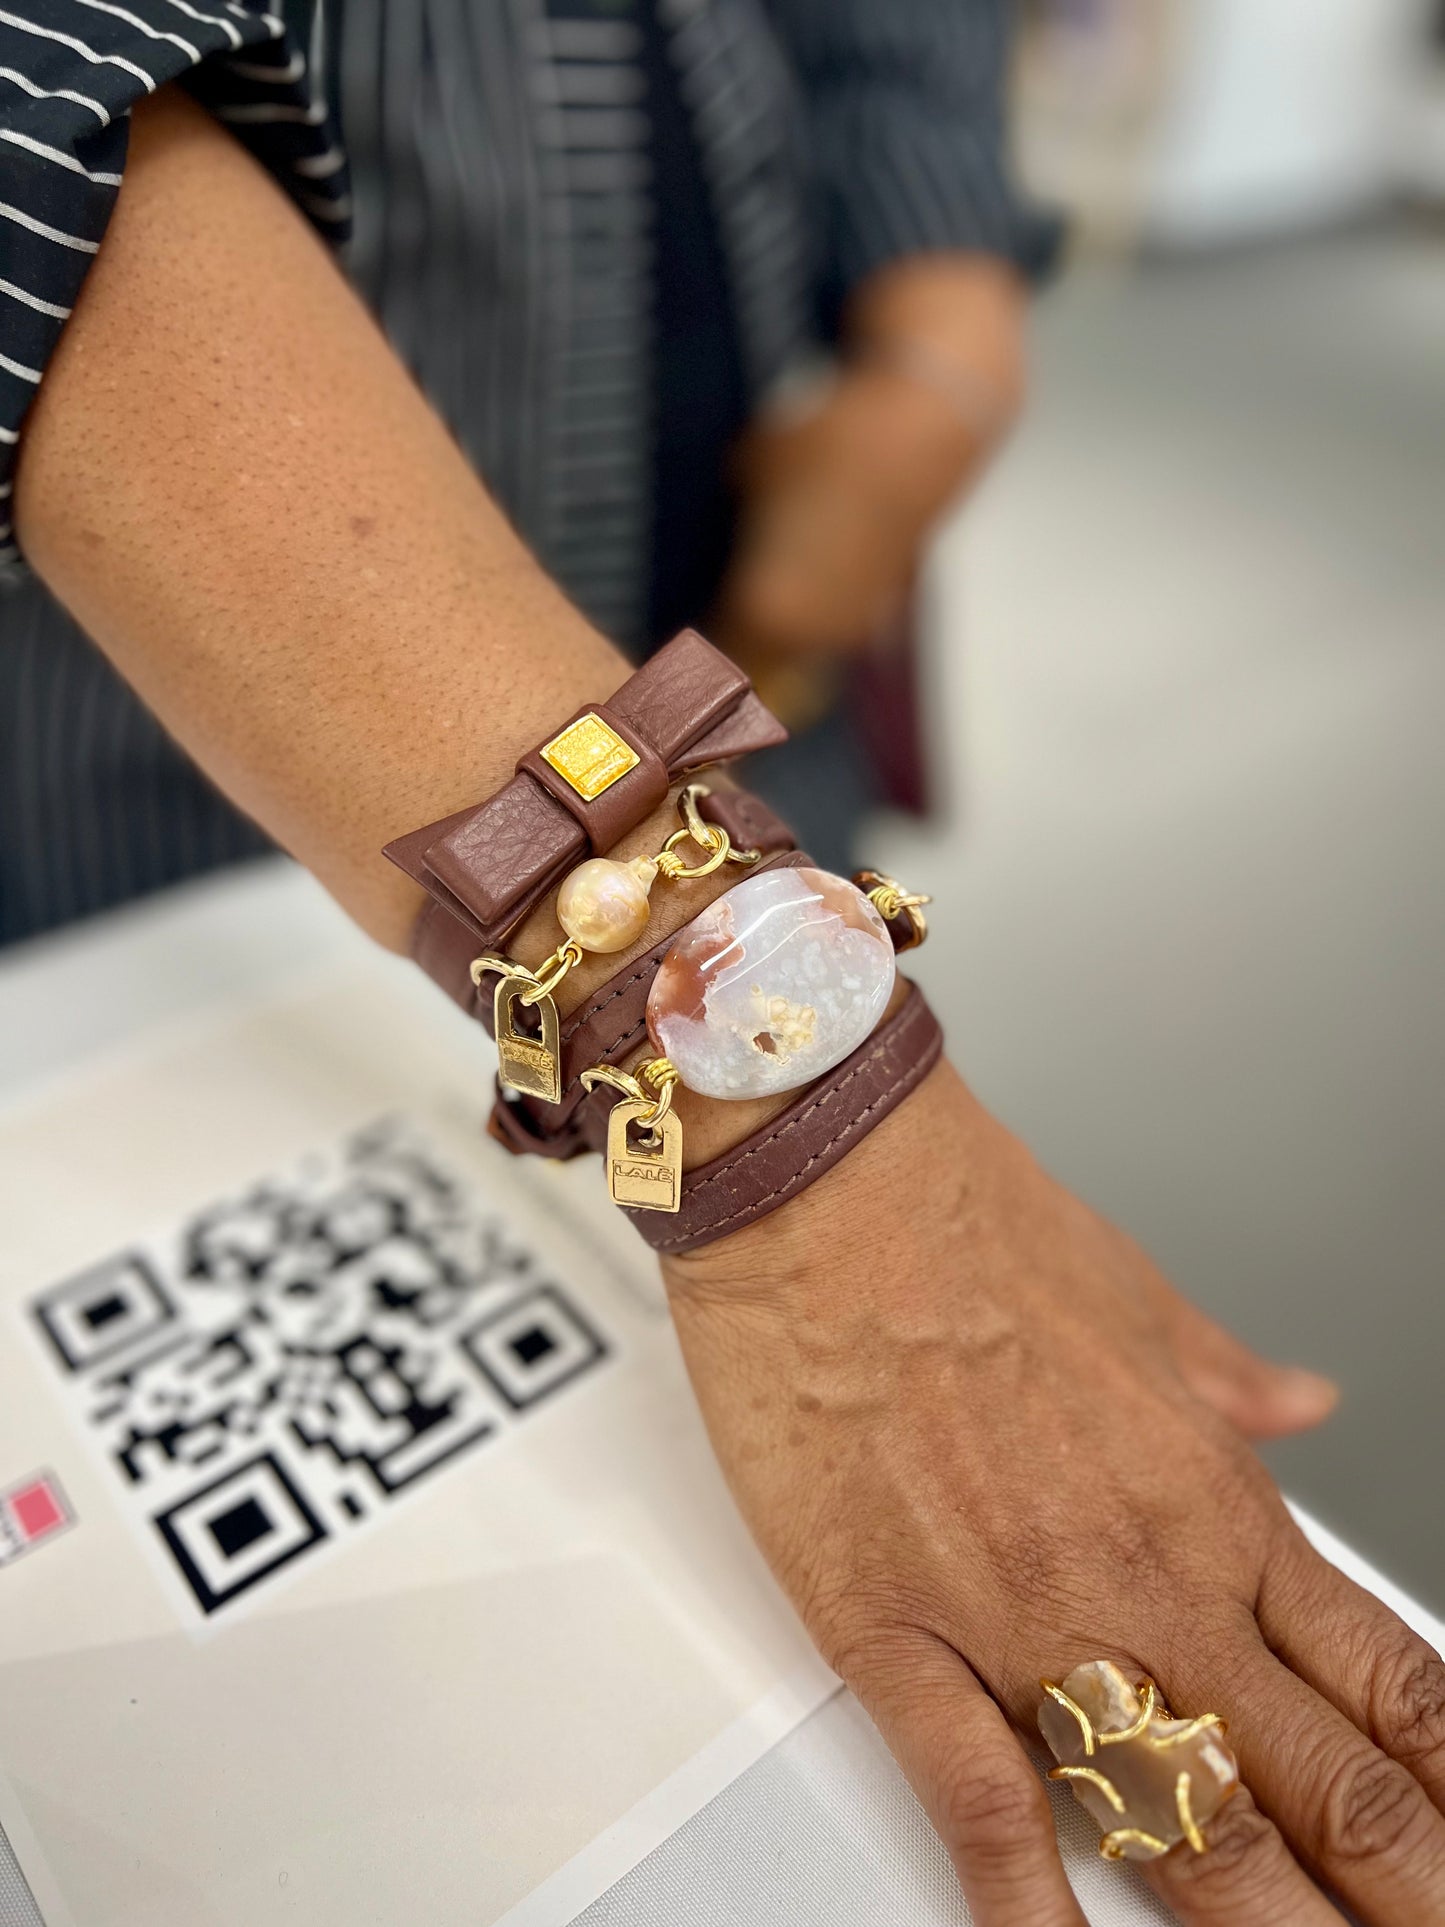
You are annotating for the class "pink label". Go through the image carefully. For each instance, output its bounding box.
[0,1472,72,1565]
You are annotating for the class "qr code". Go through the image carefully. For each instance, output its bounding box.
[29,1120,609,1617]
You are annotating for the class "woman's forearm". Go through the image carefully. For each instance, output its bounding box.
[14,86,625,952]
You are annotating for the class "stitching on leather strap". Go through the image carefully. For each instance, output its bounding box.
[643,994,939,1252]
[560,948,658,1040]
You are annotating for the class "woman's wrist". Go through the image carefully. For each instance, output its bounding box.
[389,636,940,1223]
[661,1041,958,1293]
[843,251,1029,426]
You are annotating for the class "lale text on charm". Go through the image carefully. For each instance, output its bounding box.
[606,1100,682,1212]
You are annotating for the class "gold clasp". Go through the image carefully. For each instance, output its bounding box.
[519,938,584,1005]
[855,868,932,951]
[653,783,761,880]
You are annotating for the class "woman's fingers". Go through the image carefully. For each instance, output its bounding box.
[1259,1540,1445,1811]
[1170,1620,1445,1924]
[1158,1289,1338,1439]
[1143,1786,1343,1924]
[846,1630,1088,1927]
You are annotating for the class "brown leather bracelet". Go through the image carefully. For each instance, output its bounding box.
[489,844,810,1161]
[489,833,932,1164]
[383,629,786,949]
[617,980,943,1254]
[402,782,797,1018]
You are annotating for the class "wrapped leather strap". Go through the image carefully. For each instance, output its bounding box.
[489,836,930,1163]
[624,980,943,1254]
[404,784,796,1024]
[383,629,786,948]
[489,846,810,1160]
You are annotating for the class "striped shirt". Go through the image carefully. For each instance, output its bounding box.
[0,0,1058,943]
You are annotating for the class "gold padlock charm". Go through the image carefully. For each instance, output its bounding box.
[606,1099,682,1212]
[494,976,562,1103]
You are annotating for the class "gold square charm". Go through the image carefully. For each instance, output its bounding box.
[539,712,640,801]
[606,1101,682,1212]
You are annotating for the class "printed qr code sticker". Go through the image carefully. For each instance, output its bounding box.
[25,1119,611,1621]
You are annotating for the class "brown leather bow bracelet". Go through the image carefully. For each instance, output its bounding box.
[382,626,944,1252]
[384,628,786,953]
[385,630,789,1100]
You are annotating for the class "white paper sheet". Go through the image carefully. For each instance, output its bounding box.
[0,866,1438,1927]
[0,953,833,1926]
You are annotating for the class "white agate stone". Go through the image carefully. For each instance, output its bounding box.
[646,866,895,1100]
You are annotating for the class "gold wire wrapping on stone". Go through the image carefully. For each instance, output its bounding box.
[1048,1766,1127,1814]
[1099,1827,1173,1862]
[1175,1769,1208,1855]
[1038,1666,1236,1864]
[1042,1680,1099,1757]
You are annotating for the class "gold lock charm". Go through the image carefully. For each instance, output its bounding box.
[605,1100,683,1212]
[492,975,562,1103]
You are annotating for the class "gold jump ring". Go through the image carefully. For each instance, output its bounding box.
[470,953,532,988]
[521,939,585,1005]
[656,822,733,881]
[677,782,761,866]
[580,1060,674,1132]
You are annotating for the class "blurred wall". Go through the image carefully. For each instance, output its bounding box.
[1148,0,1430,241]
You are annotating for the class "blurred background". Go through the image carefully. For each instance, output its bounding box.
[880,0,1445,1606]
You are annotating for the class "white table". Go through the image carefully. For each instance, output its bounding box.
[0,861,1439,1927]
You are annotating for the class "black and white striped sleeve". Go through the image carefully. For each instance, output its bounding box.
[764,0,1062,322]
[0,0,349,582]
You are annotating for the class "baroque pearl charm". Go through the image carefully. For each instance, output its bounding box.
[646,866,895,1100]
[557,855,658,953]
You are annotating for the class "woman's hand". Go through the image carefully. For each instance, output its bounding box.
[664,1061,1445,1924]
[716,360,985,667]
[713,253,1028,723]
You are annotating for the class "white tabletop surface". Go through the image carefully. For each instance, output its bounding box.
[0,860,1439,1927]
